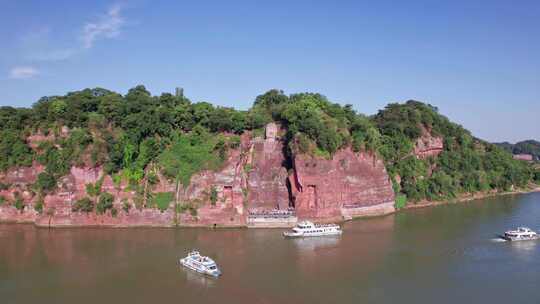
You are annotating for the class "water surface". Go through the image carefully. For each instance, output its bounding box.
[2,193,540,303]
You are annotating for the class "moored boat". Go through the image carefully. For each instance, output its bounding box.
[179,250,221,277]
[283,221,342,238]
[501,227,539,241]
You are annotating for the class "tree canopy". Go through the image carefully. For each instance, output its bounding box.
[0,86,535,206]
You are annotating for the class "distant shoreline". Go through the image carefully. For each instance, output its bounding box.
[402,185,540,211]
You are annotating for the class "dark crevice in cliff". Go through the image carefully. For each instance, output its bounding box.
[281,134,296,209]
[285,177,295,208]
[281,136,294,171]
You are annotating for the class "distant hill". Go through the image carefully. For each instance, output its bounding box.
[495,140,540,160]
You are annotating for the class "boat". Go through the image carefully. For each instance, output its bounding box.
[179,250,221,277]
[283,221,342,238]
[501,227,539,241]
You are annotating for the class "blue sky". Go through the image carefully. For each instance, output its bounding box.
[1,0,538,142]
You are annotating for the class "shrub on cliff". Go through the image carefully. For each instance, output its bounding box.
[176,202,198,216]
[96,193,114,214]
[34,198,44,213]
[72,197,94,212]
[34,172,57,193]
[36,142,71,178]
[0,130,34,170]
[14,193,24,211]
[86,178,103,198]
[394,195,407,209]
[122,200,131,213]
[158,130,224,186]
[534,170,540,184]
[151,192,174,212]
[210,187,218,206]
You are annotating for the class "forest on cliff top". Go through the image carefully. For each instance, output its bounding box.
[1,86,538,210]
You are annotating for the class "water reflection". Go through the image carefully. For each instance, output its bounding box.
[183,268,217,288]
[509,240,538,257]
[290,235,341,252]
[1,193,540,304]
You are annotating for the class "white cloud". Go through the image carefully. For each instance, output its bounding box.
[9,66,40,79]
[28,49,76,62]
[10,4,127,78]
[81,4,125,49]
[21,4,126,62]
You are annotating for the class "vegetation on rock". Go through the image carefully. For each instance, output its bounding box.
[0,86,536,212]
[96,192,114,214]
[14,192,24,211]
[34,197,44,213]
[210,187,218,206]
[150,192,174,212]
[373,101,534,203]
[72,197,94,212]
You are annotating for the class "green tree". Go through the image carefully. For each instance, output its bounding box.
[35,172,57,193]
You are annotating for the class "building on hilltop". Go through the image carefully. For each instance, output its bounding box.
[513,154,533,161]
[175,87,184,98]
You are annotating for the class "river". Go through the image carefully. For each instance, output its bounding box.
[1,192,540,303]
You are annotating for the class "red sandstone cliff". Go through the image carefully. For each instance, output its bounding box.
[414,128,444,159]
[0,123,398,227]
[289,148,395,220]
[245,123,290,210]
[180,135,250,227]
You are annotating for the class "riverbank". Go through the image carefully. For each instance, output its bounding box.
[402,185,540,211]
[1,186,538,228]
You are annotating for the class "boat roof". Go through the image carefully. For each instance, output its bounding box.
[506,227,536,233]
[185,250,217,265]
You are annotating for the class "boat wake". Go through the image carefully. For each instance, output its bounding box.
[490,237,507,243]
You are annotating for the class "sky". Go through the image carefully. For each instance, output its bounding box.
[0,0,538,143]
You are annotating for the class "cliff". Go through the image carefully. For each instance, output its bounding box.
[414,128,444,159]
[290,148,395,220]
[0,123,396,227]
[245,123,290,210]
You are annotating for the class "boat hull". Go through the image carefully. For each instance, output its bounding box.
[501,235,540,242]
[179,259,221,277]
[283,231,342,238]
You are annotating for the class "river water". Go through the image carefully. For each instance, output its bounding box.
[1,192,540,304]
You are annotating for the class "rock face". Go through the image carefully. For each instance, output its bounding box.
[414,129,444,159]
[180,139,248,227]
[289,148,395,220]
[0,163,44,185]
[246,123,290,210]
[0,123,398,227]
[0,164,175,227]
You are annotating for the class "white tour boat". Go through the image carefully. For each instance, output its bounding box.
[283,221,342,238]
[179,250,221,277]
[502,227,539,241]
